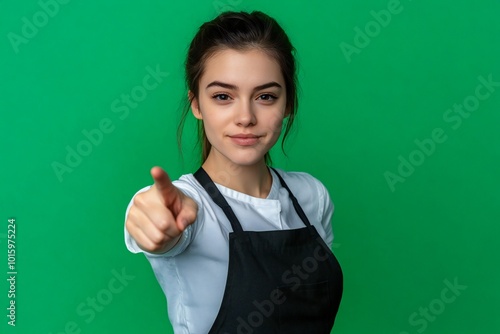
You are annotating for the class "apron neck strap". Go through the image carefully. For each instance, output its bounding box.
[270,167,312,228]
[193,167,244,233]
[193,166,312,232]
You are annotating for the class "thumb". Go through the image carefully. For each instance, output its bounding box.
[176,197,198,231]
[150,166,178,206]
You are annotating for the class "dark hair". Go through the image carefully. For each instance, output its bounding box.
[177,10,299,165]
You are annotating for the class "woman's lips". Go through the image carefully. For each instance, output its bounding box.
[229,134,260,146]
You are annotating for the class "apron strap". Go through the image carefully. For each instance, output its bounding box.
[193,167,244,233]
[193,166,312,232]
[270,167,312,228]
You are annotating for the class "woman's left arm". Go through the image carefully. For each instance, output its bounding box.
[315,178,335,249]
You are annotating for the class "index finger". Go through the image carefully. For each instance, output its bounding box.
[150,166,177,200]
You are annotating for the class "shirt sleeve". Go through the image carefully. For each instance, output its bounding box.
[314,178,335,249]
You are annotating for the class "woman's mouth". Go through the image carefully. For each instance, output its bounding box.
[229,134,261,146]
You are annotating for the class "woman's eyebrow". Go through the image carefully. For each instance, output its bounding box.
[205,81,282,91]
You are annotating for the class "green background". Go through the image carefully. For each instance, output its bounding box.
[1,0,499,333]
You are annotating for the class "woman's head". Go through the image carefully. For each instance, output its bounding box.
[178,10,299,165]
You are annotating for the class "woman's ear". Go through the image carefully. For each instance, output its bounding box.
[189,91,202,120]
[284,105,291,118]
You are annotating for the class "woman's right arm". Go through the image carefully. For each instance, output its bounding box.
[125,166,198,254]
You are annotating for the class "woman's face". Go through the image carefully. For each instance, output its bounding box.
[191,48,287,167]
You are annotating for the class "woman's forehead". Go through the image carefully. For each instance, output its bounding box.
[201,49,284,89]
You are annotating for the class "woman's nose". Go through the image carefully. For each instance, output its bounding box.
[234,100,257,126]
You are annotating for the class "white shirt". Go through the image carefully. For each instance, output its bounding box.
[124,167,335,334]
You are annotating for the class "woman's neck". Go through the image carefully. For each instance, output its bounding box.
[201,153,272,199]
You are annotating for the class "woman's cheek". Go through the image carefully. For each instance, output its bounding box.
[267,112,284,136]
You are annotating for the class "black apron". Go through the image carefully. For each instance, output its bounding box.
[193,167,343,334]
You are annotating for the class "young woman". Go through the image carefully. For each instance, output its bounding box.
[124,10,343,333]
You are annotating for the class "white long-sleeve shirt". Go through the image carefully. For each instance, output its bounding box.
[124,167,335,334]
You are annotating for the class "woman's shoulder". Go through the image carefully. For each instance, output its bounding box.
[270,167,329,195]
[271,167,334,246]
[172,173,206,201]
[271,167,334,217]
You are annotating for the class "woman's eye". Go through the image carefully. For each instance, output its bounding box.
[212,94,230,101]
[258,94,277,101]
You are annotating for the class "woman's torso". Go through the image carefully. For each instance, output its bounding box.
[128,168,335,334]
